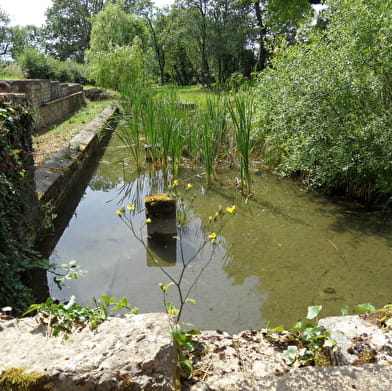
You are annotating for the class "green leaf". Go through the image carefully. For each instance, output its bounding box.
[357,303,376,313]
[291,320,303,331]
[269,325,285,332]
[341,305,349,316]
[306,305,323,320]
[283,345,298,365]
[180,359,193,378]
[187,328,200,336]
[183,341,196,352]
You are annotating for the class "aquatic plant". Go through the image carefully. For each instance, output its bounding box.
[198,95,228,186]
[117,81,146,169]
[228,93,255,195]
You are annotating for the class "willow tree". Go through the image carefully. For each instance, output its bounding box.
[86,2,147,89]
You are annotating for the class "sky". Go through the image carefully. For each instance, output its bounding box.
[1,0,52,26]
[1,0,173,26]
[2,1,325,27]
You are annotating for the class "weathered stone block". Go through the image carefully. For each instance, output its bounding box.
[0,313,176,390]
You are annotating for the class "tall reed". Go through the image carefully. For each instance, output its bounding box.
[228,93,255,195]
[117,81,150,169]
[198,95,228,186]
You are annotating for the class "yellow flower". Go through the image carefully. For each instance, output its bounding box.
[226,205,236,214]
[145,218,152,223]
[186,183,193,190]
[172,179,179,187]
[116,209,123,216]
[209,232,217,242]
[127,204,135,210]
[208,216,213,221]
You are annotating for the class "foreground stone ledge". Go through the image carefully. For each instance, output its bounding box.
[1,312,392,390]
[184,315,392,391]
[0,313,175,391]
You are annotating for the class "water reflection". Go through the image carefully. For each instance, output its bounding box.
[47,136,392,333]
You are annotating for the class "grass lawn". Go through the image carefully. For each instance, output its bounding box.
[33,99,114,165]
[174,85,214,106]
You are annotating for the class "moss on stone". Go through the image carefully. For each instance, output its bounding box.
[0,368,49,391]
[145,193,175,204]
[361,307,392,330]
[314,348,333,367]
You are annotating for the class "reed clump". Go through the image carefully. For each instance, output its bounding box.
[117,82,258,194]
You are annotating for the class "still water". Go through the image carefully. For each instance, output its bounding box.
[48,136,392,333]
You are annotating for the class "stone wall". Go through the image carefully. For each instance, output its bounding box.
[7,79,85,128]
[35,105,118,217]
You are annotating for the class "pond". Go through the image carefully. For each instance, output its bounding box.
[46,135,392,333]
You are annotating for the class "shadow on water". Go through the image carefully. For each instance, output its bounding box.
[32,135,112,302]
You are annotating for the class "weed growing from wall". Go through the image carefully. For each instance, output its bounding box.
[0,100,49,313]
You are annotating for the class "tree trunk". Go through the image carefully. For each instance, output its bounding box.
[254,0,268,71]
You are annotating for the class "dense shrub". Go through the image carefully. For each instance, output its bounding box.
[0,62,25,79]
[17,48,90,83]
[256,0,392,202]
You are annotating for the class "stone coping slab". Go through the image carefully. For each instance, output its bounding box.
[1,313,392,390]
[34,104,118,211]
[0,313,175,391]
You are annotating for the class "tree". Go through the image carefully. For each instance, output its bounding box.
[7,26,44,59]
[208,0,253,83]
[44,0,107,62]
[256,0,392,202]
[88,2,147,52]
[249,0,317,70]
[86,2,147,88]
[137,1,168,85]
[0,8,10,57]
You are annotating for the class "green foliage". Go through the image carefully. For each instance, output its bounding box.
[88,2,147,53]
[256,0,392,203]
[52,260,88,289]
[17,48,89,83]
[263,305,335,367]
[159,282,200,379]
[0,102,50,313]
[86,2,147,89]
[197,95,228,186]
[118,83,193,173]
[228,93,255,195]
[0,62,25,80]
[23,295,138,338]
[87,39,144,89]
[356,303,376,313]
[43,0,106,62]
[0,7,10,57]
[0,367,49,391]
